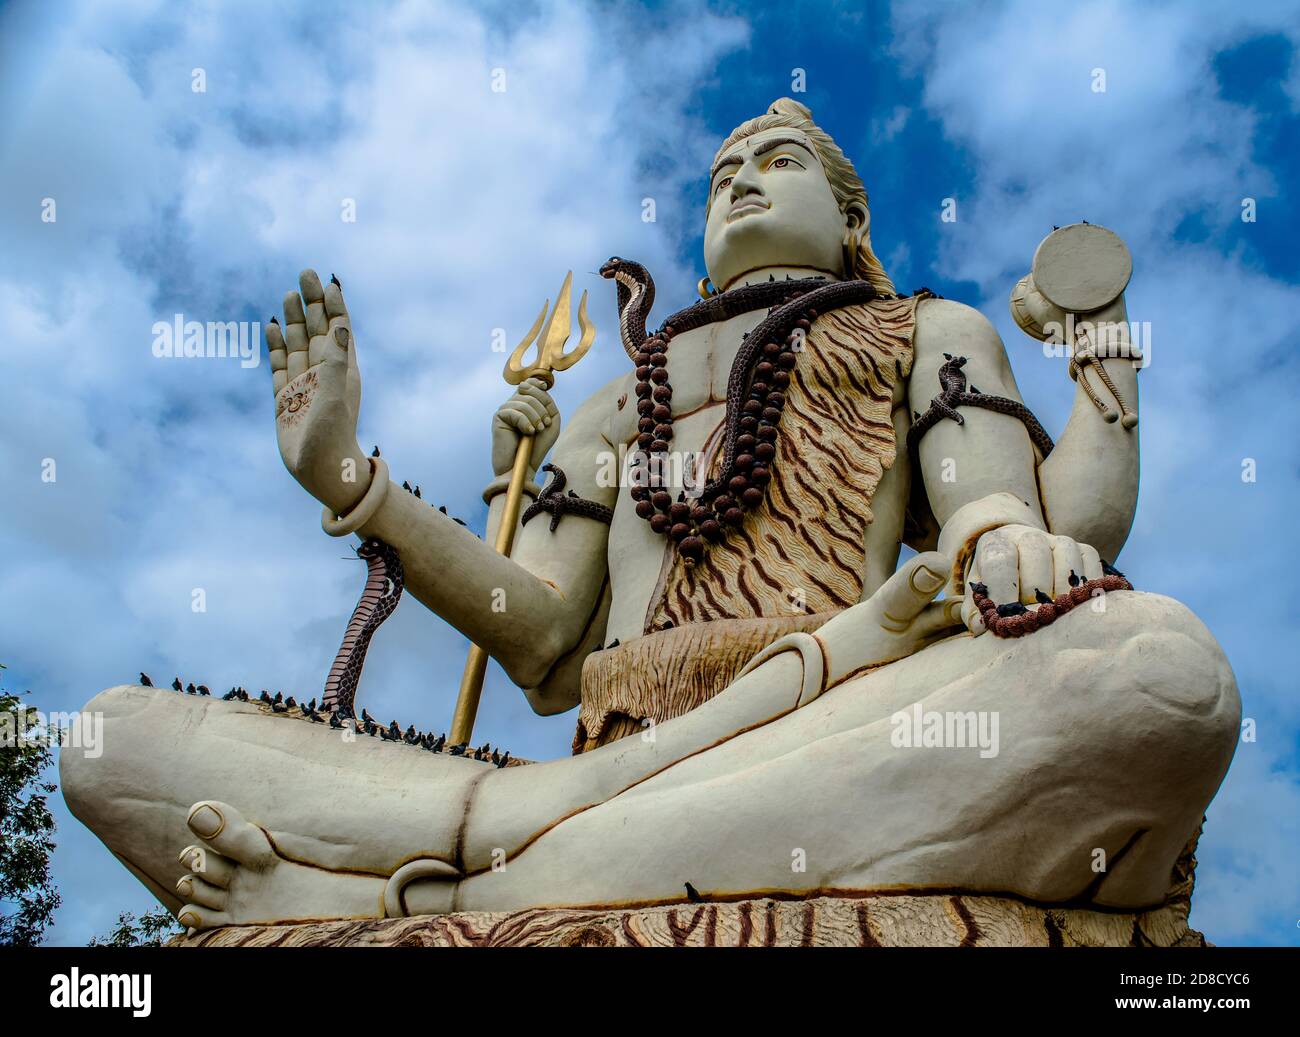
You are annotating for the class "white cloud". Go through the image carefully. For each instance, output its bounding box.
[871,103,909,142]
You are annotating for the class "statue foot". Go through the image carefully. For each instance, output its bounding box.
[175,800,386,931]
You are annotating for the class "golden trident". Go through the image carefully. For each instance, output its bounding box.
[449,271,597,745]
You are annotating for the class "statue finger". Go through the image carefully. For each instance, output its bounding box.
[874,551,951,631]
[323,279,353,347]
[517,376,552,398]
[961,592,987,636]
[498,404,536,435]
[299,269,329,338]
[323,277,349,321]
[286,349,308,381]
[282,289,306,329]
[282,292,310,380]
[959,554,988,634]
[266,320,288,395]
[512,395,548,427]
[974,528,1018,607]
[517,380,555,413]
[1079,542,1104,582]
[1050,535,1086,597]
[911,596,966,643]
[185,800,275,871]
[1015,528,1054,605]
[309,326,350,368]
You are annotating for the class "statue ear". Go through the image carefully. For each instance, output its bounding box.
[842,202,870,279]
[843,201,869,234]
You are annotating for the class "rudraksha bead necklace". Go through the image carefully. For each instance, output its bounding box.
[629,293,831,564]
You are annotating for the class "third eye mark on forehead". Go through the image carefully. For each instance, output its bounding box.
[711,136,817,184]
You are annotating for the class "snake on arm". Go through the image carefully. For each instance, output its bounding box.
[906,353,1055,461]
[320,538,404,716]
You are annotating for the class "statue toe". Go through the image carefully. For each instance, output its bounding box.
[175,872,226,911]
[186,801,276,872]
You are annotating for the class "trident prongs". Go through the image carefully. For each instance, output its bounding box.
[505,271,597,386]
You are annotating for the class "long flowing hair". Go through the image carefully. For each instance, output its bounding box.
[709,98,896,296]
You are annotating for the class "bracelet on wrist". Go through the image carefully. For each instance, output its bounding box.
[322,457,390,537]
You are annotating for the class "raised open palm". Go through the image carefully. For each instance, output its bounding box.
[267,269,367,513]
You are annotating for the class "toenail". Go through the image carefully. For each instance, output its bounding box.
[188,804,225,839]
[176,877,193,896]
[177,911,200,928]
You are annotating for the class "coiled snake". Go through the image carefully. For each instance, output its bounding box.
[907,354,1055,460]
[522,463,614,530]
[321,538,404,716]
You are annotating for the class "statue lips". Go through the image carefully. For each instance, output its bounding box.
[727,198,771,223]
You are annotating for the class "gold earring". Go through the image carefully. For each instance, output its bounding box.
[842,227,861,280]
[698,276,715,299]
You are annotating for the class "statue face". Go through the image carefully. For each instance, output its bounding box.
[703,127,850,291]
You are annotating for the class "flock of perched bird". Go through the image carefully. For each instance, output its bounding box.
[136,673,512,766]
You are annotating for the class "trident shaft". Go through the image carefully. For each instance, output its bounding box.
[449,271,596,746]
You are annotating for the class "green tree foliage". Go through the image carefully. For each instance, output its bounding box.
[89,907,182,947]
[0,667,61,945]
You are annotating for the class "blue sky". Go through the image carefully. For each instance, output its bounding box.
[1,0,1296,945]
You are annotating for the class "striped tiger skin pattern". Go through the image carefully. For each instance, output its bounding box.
[648,298,920,629]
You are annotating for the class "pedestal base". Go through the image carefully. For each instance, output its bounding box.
[171,891,1207,947]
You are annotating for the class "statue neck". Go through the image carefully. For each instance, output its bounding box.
[720,264,843,293]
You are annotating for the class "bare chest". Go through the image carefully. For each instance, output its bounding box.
[609,309,773,456]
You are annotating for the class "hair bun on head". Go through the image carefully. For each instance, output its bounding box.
[768,97,813,121]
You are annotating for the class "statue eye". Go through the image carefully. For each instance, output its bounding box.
[770,156,796,169]
[715,175,733,193]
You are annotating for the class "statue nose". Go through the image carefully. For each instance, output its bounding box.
[730,179,764,205]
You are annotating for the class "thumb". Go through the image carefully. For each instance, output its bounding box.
[873,551,954,633]
[320,325,351,368]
